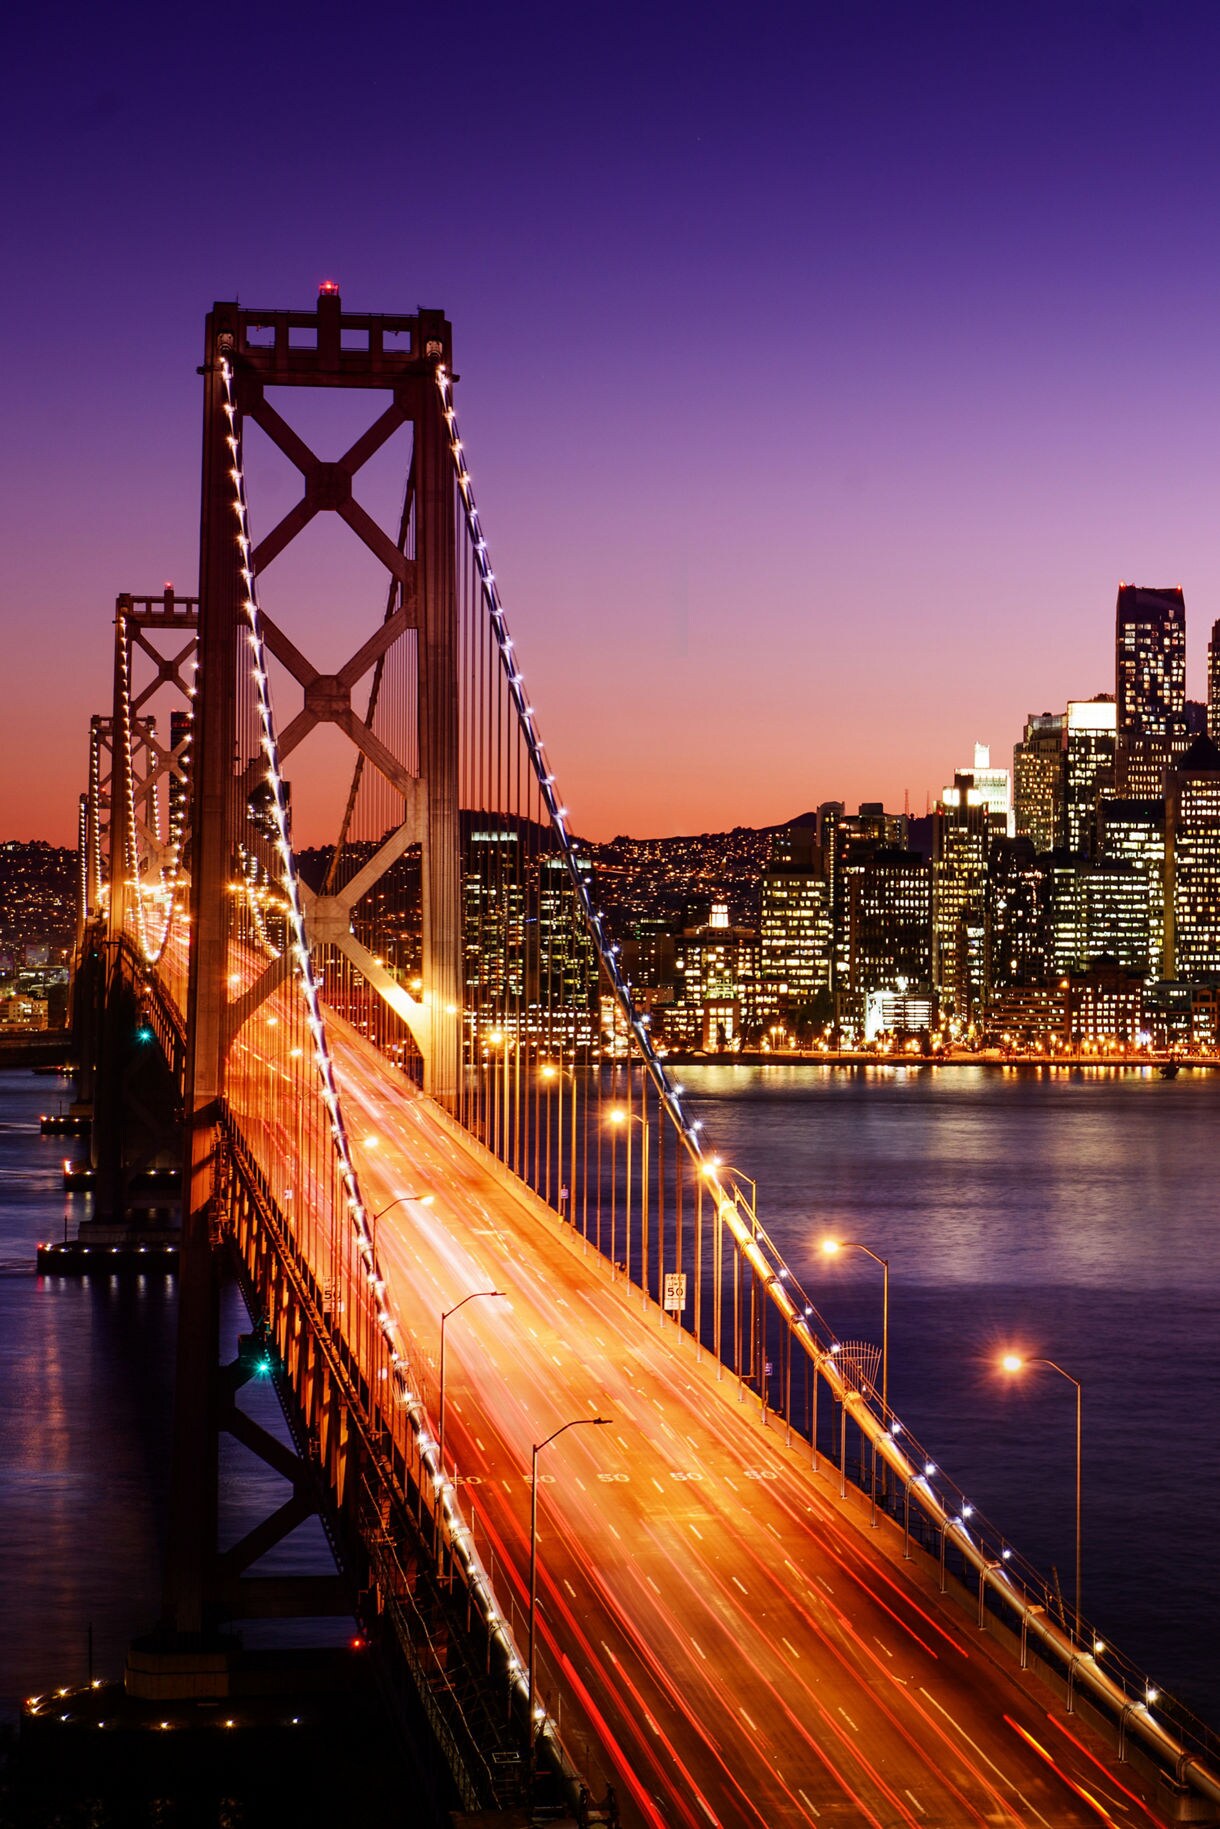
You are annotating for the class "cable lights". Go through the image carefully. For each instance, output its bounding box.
[219,358,521,1699]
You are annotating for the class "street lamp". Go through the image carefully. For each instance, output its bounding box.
[608,1107,649,1296]
[702,1154,757,1218]
[528,1417,612,1777]
[1001,1352,1083,1644]
[438,1289,506,1486]
[820,1238,889,1420]
[370,1190,434,1257]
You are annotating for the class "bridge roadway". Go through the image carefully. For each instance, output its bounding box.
[221,988,1168,1829]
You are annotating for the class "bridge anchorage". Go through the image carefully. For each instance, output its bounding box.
[56,287,1220,1826]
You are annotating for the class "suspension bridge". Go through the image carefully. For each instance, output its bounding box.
[61,289,1220,1826]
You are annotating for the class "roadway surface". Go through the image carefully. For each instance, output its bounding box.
[219,973,1171,1828]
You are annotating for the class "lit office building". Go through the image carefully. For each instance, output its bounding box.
[985,837,1050,991]
[1066,960,1144,1046]
[759,825,832,1023]
[959,743,1013,835]
[674,911,759,1046]
[863,984,935,1043]
[464,827,525,1009]
[1063,697,1117,855]
[533,852,599,1041]
[1013,712,1065,854]
[845,848,932,996]
[1114,732,1190,798]
[1045,854,1152,974]
[1165,735,1220,982]
[1116,584,1186,738]
[828,803,908,989]
[932,775,998,1004]
[1097,798,1165,977]
[1077,859,1150,973]
[1210,621,1220,744]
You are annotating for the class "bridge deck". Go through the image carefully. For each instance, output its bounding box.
[223,988,1168,1829]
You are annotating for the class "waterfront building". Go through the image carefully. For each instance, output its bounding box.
[1165,734,1220,981]
[758,824,832,1025]
[987,983,1065,1049]
[1066,958,1144,1046]
[863,983,935,1043]
[673,908,759,1047]
[1116,583,1186,739]
[1013,712,1065,853]
[1063,697,1117,855]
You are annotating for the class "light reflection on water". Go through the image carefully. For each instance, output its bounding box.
[680,1060,1220,1723]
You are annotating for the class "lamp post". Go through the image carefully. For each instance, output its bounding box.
[609,1107,649,1297]
[1001,1352,1083,1644]
[819,1238,889,1420]
[438,1288,506,1485]
[528,1417,611,1778]
[370,1190,434,1258]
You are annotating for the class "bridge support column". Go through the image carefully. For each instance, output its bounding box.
[417,340,461,1107]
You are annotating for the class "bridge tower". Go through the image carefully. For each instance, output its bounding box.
[167,291,461,1639]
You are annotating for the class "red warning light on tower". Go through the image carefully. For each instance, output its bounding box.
[318,280,340,296]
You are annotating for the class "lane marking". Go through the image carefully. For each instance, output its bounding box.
[731,1576,749,1595]
[690,1638,707,1660]
[873,1637,893,1659]
[838,1708,859,1732]
[782,1637,800,1659]
[740,1708,758,1732]
[903,1790,926,1816]
[796,1788,821,1819]
[563,1579,577,1598]
[690,1523,704,1540]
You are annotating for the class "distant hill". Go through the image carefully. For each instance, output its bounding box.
[0,841,76,953]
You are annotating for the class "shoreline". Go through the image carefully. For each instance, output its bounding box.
[658,1049,1218,1071]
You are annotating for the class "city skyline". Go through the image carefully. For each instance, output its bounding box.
[10,8,1220,844]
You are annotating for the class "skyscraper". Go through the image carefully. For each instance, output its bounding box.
[1115,584,1186,738]
[1013,712,1064,853]
[932,774,998,1008]
[1097,798,1165,976]
[1165,734,1220,982]
[1209,618,1220,744]
[1063,697,1116,854]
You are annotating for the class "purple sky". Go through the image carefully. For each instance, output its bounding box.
[6,2,1220,846]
